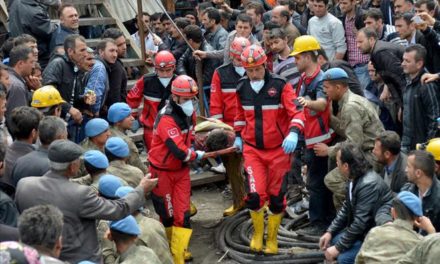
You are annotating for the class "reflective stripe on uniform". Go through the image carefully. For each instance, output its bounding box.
[211,114,223,119]
[183,149,192,162]
[234,121,246,126]
[144,95,162,102]
[221,88,236,93]
[261,104,280,110]
[291,119,305,127]
[305,129,334,146]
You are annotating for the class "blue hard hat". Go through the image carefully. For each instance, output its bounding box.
[115,186,135,198]
[323,67,349,81]
[98,174,124,199]
[397,191,423,217]
[85,118,109,138]
[107,103,132,123]
[105,137,129,158]
[110,215,141,236]
[84,150,109,169]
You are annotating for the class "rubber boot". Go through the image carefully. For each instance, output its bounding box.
[223,201,245,217]
[249,208,265,252]
[170,226,192,264]
[190,201,198,217]
[264,213,283,254]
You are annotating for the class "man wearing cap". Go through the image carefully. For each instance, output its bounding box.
[210,37,250,217]
[101,186,173,264]
[291,35,335,236]
[15,139,158,263]
[127,50,177,151]
[149,75,204,264]
[108,215,161,264]
[313,67,384,210]
[105,137,143,188]
[356,191,436,264]
[108,102,147,174]
[234,44,305,254]
[401,150,440,233]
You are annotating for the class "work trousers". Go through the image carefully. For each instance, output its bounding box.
[243,144,290,213]
[151,166,191,228]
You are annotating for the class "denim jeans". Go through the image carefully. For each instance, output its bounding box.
[331,231,363,264]
[353,64,370,90]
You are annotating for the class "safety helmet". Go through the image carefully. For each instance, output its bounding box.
[230,37,251,59]
[31,85,65,108]
[154,51,176,69]
[171,75,198,97]
[241,45,267,68]
[290,35,321,56]
[417,138,440,161]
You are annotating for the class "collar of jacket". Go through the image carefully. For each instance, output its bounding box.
[8,68,27,85]
[392,218,417,232]
[407,68,427,86]
[119,244,138,262]
[95,57,112,73]
[60,24,79,35]
[337,89,353,110]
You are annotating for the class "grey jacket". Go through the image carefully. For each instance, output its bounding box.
[11,147,50,187]
[5,69,31,124]
[204,25,228,51]
[15,170,146,263]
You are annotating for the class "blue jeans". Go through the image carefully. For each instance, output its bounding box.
[331,231,363,264]
[353,64,370,91]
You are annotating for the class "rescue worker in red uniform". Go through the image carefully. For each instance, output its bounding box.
[126,50,176,151]
[291,35,335,235]
[149,75,204,264]
[210,37,250,217]
[234,45,305,254]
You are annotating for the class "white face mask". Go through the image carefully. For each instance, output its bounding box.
[179,100,194,117]
[250,80,265,93]
[234,66,246,76]
[158,77,172,88]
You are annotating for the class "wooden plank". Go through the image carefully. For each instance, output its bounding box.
[63,0,105,4]
[190,171,226,187]
[121,58,145,67]
[51,17,116,26]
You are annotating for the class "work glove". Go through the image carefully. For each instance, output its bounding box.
[233,137,243,152]
[130,119,140,133]
[282,132,298,154]
[196,150,205,161]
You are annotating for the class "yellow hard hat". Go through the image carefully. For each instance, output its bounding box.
[290,35,321,56]
[31,85,65,108]
[417,138,440,161]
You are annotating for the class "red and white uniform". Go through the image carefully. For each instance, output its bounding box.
[126,73,175,150]
[149,100,196,228]
[234,71,305,213]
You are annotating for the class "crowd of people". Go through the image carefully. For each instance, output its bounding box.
[1,0,440,263]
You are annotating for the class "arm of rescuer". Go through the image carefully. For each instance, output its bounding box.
[210,70,224,120]
[126,77,145,118]
[282,82,305,134]
[157,115,197,162]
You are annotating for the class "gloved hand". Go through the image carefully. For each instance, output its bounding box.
[282,132,298,154]
[233,137,243,152]
[130,119,140,133]
[195,150,205,161]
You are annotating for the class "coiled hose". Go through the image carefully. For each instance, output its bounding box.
[216,198,325,263]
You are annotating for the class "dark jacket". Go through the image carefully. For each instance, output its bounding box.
[380,0,394,25]
[370,40,405,102]
[169,39,188,61]
[204,25,228,51]
[11,147,50,187]
[42,54,89,117]
[49,24,78,54]
[380,152,408,193]
[327,171,393,252]
[105,58,127,112]
[177,41,221,86]
[421,27,440,73]
[401,70,440,151]
[401,178,440,233]
[341,6,366,30]
[8,0,56,68]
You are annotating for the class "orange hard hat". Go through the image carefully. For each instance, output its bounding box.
[171,75,198,97]
[230,37,251,59]
[241,44,267,68]
[154,50,176,69]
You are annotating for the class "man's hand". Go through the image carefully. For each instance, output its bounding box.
[193,50,207,60]
[419,12,436,26]
[140,177,158,194]
[152,33,163,46]
[297,97,309,108]
[319,232,332,250]
[415,216,436,234]
[69,107,83,124]
[84,91,96,105]
[25,75,42,91]
[314,143,329,157]
[220,2,233,13]
[324,246,340,262]
[421,73,440,84]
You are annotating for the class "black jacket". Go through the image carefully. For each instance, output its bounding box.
[42,54,89,117]
[327,171,393,252]
[370,40,405,102]
[401,70,440,150]
[177,41,221,87]
[105,59,127,112]
[169,39,188,62]
[421,27,440,73]
[380,152,408,193]
[401,178,440,234]
[341,6,366,30]
[8,0,56,68]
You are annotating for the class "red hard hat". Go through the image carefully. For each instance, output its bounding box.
[154,51,176,69]
[241,44,267,68]
[171,75,198,97]
[229,37,251,59]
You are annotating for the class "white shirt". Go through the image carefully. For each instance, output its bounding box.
[131,31,158,53]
